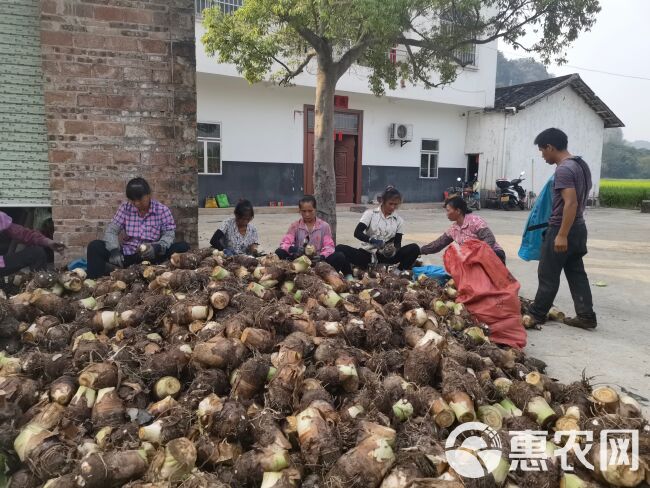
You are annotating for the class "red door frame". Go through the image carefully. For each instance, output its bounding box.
[303,104,364,204]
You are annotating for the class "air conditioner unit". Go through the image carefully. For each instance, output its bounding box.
[389,123,413,146]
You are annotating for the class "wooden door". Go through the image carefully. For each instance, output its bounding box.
[334,135,356,203]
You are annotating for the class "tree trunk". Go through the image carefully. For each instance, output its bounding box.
[313,60,338,238]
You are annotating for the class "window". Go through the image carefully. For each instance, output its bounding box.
[439,15,478,68]
[197,123,222,175]
[420,139,439,179]
[195,0,243,17]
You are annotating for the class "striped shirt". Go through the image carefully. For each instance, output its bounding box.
[111,200,175,256]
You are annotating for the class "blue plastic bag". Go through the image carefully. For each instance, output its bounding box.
[412,265,450,284]
[67,258,88,271]
[518,176,554,261]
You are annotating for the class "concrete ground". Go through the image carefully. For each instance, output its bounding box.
[199,207,650,412]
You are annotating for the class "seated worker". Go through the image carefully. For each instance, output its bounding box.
[335,186,420,271]
[87,177,189,278]
[210,200,259,256]
[276,195,351,275]
[0,211,65,276]
[420,196,506,263]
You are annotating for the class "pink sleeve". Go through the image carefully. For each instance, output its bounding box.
[320,222,335,257]
[5,223,52,248]
[279,221,298,252]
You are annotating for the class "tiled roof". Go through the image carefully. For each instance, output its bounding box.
[493,74,624,128]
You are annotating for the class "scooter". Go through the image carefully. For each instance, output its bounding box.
[496,171,527,210]
[463,173,481,210]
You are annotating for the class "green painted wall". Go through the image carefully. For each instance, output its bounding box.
[0,0,50,207]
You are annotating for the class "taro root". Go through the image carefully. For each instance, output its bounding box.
[92,387,125,428]
[78,449,149,487]
[147,437,197,482]
[79,362,118,390]
[231,356,271,400]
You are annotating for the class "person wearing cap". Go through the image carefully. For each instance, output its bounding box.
[86,177,189,278]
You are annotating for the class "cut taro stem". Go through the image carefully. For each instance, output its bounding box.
[526,396,557,428]
[319,290,342,309]
[499,398,522,417]
[591,386,620,413]
[211,266,231,280]
[446,391,476,423]
[478,405,504,430]
[154,376,182,399]
[404,308,428,326]
[248,282,267,298]
[392,399,414,422]
[525,372,545,393]
[210,291,231,310]
[292,256,311,273]
[494,378,513,396]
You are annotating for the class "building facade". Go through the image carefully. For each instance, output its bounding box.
[194,2,498,206]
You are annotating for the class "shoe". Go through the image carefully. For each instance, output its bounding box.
[522,314,545,330]
[564,315,597,330]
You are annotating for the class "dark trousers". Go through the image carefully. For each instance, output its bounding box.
[0,246,48,277]
[494,249,507,265]
[529,224,594,320]
[335,243,420,271]
[275,248,352,276]
[87,240,190,279]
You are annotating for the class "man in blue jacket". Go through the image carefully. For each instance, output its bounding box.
[524,128,597,330]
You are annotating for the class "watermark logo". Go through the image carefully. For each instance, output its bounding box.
[445,422,503,478]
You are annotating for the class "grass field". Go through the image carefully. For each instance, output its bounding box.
[600,179,650,208]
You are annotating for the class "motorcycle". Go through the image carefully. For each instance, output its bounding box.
[496,171,527,210]
[444,177,464,200]
[462,173,481,210]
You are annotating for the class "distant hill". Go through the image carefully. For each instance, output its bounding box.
[630,140,650,150]
[496,51,553,87]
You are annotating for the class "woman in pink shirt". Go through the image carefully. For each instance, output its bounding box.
[0,211,65,277]
[275,195,351,275]
[421,196,506,264]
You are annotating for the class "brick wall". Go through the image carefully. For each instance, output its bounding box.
[40,0,198,259]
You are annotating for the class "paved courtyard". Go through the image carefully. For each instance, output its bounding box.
[199,206,650,412]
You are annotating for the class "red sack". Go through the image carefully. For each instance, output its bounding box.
[443,240,527,349]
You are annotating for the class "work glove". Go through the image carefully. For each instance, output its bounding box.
[289,246,305,257]
[109,249,124,268]
[223,248,236,257]
[369,238,385,249]
[141,243,162,261]
[311,255,323,264]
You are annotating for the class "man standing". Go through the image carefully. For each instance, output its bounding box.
[524,128,597,330]
[86,177,189,278]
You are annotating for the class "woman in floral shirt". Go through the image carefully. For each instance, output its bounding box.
[210,200,259,256]
[421,196,506,264]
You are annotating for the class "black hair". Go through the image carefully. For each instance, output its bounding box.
[126,177,151,200]
[299,195,317,209]
[534,128,568,151]
[445,196,472,215]
[234,199,254,219]
[380,185,402,204]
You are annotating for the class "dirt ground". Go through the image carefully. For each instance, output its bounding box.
[199,206,650,413]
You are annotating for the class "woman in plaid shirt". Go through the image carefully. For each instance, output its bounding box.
[86,178,189,278]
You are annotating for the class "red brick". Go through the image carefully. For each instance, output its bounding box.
[44,91,76,106]
[64,121,94,135]
[42,0,59,14]
[41,30,73,46]
[83,207,115,220]
[94,178,125,193]
[152,70,171,84]
[50,150,75,163]
[129,9,155,25]
[78,94,107,107]
[55,206,83,219]
[94,122,125,136]
[107,95,138,110]
[92,65,122,79]
[114,150,141,163]
[59,63,92,77]
[94,6,126,22]
[139,39,167,54]
[73,34,108,50]
[123,67,151,81]
[110,37,139,52]
[141,97,169,111]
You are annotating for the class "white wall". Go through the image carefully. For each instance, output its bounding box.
[471,87,605,196]
[198,73,470,170]
[195,23,497,110]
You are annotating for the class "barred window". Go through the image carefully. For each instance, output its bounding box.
[195,0,243,17]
